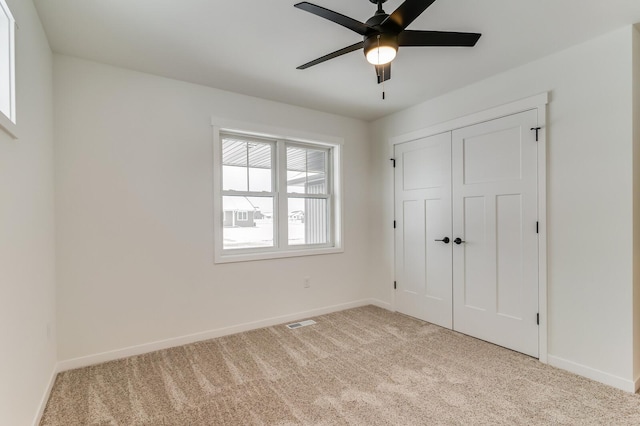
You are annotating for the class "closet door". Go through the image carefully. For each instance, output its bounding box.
[451,110,539,357]
[394,132,452,328]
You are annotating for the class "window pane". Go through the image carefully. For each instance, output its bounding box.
[222,138,247,191]
[248,141,272,192]
[287,146,327,194]
[288,198,328,246]
[223,196,274,249]
[222,165,247,191]
[222,136,272,192]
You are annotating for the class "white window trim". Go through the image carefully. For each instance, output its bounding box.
[0,109,17,138]
[212,117,344,263]
[0,0,16,139]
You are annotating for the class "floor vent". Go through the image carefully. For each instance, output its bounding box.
[286,319,316,329]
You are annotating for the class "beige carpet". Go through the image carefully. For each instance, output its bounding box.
[41,306,640,425]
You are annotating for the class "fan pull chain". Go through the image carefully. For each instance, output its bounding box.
[377,35,386,100]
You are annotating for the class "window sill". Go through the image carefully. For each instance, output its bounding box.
[214,246,344,264]
[0,112,18,139]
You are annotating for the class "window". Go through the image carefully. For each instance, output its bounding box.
[286,144,330,246]
[213,125,342,263]
[0,0,15,136]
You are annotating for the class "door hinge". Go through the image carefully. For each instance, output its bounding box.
[537,313,539,325]
[394,281,397,290]
[530,127,542,142]
[393,220,396,229]
[390,158,396,168]
[536,221,539,234]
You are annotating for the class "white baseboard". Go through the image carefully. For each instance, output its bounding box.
[33,365,59,426]
[368,298,392,311]
[57,299,384,372]
[548,355,636,393]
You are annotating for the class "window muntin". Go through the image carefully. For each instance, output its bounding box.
[0,0,15,125]
[217,131,339,261]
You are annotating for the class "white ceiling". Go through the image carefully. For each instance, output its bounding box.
[34,0,640,121]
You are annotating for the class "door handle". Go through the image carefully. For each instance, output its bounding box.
[435,237,450,244]
[454,238,465,245]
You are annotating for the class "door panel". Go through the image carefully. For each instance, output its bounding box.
[462,196,491,312]
[395,132,452,328]
[452,109,539,358]
[463,127,522,184]
[403,143,449,190]
[403,200,424,296]
[496,194,523,319]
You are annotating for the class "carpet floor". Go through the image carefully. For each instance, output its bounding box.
[41,306,640,425]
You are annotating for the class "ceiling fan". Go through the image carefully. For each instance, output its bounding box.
[294,0,481,84]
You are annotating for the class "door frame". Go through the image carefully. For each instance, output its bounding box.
[389,92,548,363]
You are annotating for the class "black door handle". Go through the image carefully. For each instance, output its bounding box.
[454,238,465,245]
[435,237,450,244]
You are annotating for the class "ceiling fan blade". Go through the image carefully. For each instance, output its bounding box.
[399,30,481,47]
[375,63,391,84]
[383,0,437,32]
[294,2,374,36]
[297,41,364,69]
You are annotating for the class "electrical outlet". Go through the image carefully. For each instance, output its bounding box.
[304,277,311,288]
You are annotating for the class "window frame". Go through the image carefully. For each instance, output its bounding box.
[0,0,16,138]
[212,117,343,263]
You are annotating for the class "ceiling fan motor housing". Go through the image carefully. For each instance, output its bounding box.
[363,32,399,59]
[363,10,398,60]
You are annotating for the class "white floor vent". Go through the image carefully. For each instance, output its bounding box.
[286,319,316,329]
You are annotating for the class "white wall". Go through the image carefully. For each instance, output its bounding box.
[370,26,637,389]
[54,55,372,362]
[633,25,640,386]
[0,0,56,424]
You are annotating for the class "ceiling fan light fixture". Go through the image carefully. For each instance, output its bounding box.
[363,33,398,65]
[366,45,397,65]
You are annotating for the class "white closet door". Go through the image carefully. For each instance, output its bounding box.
[394,132,452,328]
[452,110,539,357]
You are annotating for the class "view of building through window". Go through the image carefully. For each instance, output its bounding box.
[286,145,328,246]
[221,134,331,251]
